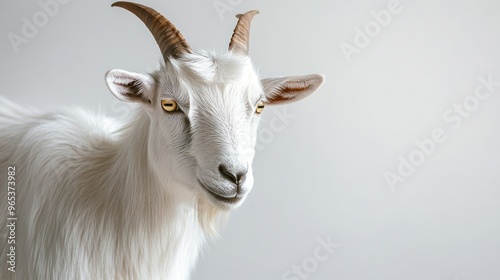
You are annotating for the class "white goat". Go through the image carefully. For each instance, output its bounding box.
[0,2,324,279]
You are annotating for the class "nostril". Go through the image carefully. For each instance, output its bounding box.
[218,164,247,185]
[219,164,236,183]
[235,171,246,183]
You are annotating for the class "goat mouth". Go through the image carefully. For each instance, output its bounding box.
[197,179,242,205]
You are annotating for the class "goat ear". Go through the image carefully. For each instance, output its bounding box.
[261,74,324,105]
[105,69,155,105]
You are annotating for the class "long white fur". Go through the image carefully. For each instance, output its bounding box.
[0,46,323,278]
[0,51,262,279]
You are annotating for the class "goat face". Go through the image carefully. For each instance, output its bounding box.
[105,2,324,209]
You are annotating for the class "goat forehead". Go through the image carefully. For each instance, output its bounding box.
[180,51,254,82]
[180,57,260,101]
[191,82,253,105]
[158,52,262,112]
[168,52,257,94]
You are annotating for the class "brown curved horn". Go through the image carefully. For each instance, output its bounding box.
[112,1,191,60]
[228,10,259,55]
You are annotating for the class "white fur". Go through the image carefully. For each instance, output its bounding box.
[0,50,323,279]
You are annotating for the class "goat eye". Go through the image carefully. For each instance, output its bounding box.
[255,101,265,114]
[161,98,178,112]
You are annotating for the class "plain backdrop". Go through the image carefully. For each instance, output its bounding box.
[2,0,500,279]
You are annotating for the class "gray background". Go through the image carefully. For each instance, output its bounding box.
[2,0,500,279]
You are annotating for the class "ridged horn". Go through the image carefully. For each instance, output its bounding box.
[112,1,191,60]
[228,10,259,55]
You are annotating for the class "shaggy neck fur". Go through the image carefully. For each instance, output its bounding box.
[97,109,225,279]
[0,104,225,280]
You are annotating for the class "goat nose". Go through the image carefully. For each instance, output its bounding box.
[218,164,247,186]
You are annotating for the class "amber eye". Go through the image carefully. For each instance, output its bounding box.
[161,98,178,112]
[255,101,265,114]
